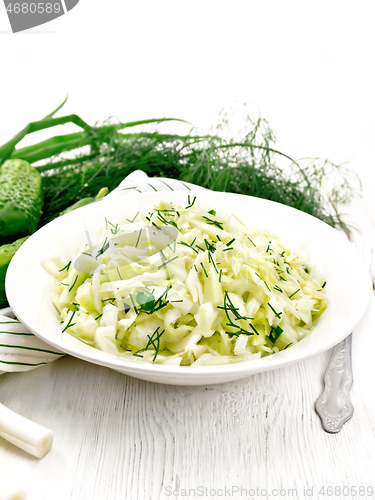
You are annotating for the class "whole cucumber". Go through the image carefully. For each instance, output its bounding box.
[0,159,43,245]
[0,236,29,307]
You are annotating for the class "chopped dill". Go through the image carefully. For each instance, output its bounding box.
[249,324,259,335]
[218,291,256,337]
[288,289,300,299]
[177,241,198,253]
[102,297,116,304]
[255,272,271,292]
[133,326,165,361]
[135,228,142,247]
[151,222,162,231]
[59,261,71,272]
[208,251,218,273]
[269,325,283,343]
[105,218,120,234]
[247,237,256,247]
[202,216,224,230]
[159,249,167,261]
[96,237,109,258]
[200,262,208,278]
[268,303,282,319]
[68,275,78,292]
[157,255,179,269]
[204,238,216,253]
[126,211,140,223]
[186,196,197,209]
[62,310,76,333]
[156,211,178,229]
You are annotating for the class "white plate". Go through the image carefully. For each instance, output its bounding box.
[5,191,373,385]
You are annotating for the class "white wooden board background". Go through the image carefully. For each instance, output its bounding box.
[1,1,375,498]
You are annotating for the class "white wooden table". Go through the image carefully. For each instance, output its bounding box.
[1,2,375,498]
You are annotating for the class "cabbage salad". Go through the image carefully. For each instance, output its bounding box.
[42,197,327,366]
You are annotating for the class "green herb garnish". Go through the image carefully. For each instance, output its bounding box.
[269,325,283,343]
[268,302,282,319]
[59,261,71,272]
[288,289,300,299]
[62,310,76,333]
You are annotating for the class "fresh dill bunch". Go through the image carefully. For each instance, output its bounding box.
[34,108,360,233]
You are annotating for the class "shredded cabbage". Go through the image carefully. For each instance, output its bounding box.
[42,199,327,366]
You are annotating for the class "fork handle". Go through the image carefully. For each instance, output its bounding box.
[315,334,354,433]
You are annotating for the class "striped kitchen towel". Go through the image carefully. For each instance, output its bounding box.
[0,316,65,372]
[0,171,206,374]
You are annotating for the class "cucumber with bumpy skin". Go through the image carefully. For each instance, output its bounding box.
[0,159,43,245]
[0,236,29,307]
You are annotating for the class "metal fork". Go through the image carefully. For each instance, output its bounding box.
[315,243,373,433]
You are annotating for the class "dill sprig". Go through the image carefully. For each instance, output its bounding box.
[133,326,165,361]
[186,196,196,209]
[126,211,140,223]
[96,237,109,258]
[156,210,178,229]
[105,218,120,234]
[157,256,179,269]
[217,291,257,338]
[202,216,224,230]
[68,275,78,292]
[177,241,198,253]
[247,237,256,247]
[134,286,172,315]
[58,261,71,272]
[268,302,282,319]
[200,262,208,278]
[62,310,76,333]
[288,289,300,299]
[102,297,116,304]
[269,325,283,343]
